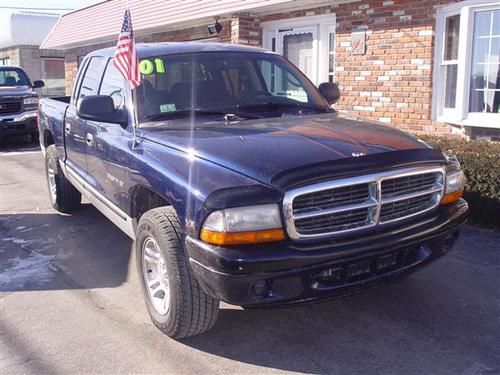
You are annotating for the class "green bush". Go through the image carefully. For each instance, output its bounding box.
[419,135,500,229]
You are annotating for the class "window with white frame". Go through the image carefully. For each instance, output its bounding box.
[0,57,10,66]
[433,1,500,128]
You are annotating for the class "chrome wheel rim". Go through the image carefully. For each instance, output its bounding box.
[142,237,170,315]
[47,160,57,204]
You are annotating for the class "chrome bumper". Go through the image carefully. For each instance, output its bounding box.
[0,111,37,123]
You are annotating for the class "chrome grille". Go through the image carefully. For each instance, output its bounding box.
[295,207,370,235]
[0,100,22,115]
[293,183,370,214]
[381,173,437,197]
[380,193,436,222]
[283,166,444,240]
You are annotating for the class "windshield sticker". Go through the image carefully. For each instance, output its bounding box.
[160,103,176,112]
[139,58,165,75]
[139,60,154,75]
[155,59,165,73]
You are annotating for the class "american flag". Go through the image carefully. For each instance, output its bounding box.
[113,8,141,89]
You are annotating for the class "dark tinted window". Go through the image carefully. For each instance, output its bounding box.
[99,60,126,110]
[78,56,104,100]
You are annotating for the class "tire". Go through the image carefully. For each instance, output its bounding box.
[45,145,81,213]
[136,206,219,339]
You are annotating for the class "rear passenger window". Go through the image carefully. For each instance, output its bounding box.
[99,60,126,110]
[77,57,104,101]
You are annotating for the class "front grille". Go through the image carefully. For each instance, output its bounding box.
[295,207,370,235]
[380,193,436,222]
[381,173,437,197]
[379,172,443,224]
[0,100,22,115]
[283,167,444,240]
[293,183,370,213]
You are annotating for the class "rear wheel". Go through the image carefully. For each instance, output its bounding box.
[45,145,81,213]
[136,206,219,339]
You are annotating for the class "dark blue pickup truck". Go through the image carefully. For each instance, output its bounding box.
[39,42,468,338]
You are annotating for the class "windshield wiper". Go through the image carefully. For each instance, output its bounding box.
[238,102,327,113]
[145,109,260,121]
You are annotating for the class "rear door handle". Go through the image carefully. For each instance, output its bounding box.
[65,123,71,135]
[86,133,94,146]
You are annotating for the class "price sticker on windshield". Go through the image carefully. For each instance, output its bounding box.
[160,103,176,112]
[139,58,165,75]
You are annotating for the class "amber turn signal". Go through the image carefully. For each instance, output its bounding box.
[200,228,285,246]
[441,190,464,205]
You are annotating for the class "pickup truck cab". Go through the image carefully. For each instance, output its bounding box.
[39,42,468,338]
[0,66,44,142]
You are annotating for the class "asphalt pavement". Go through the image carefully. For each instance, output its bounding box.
[1,136,499,375]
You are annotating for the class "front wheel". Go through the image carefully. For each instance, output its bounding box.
[136,206,219,339]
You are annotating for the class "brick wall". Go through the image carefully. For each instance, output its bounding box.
[260,0,461,136]
[231,13,262,45]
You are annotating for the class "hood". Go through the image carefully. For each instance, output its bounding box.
[139,113,435,187]
[0,85,35,98]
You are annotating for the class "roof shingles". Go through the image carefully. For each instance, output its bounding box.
[41,0,292,49]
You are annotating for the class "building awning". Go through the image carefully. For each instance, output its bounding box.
[41,0,299,50]
[0,12,59,49]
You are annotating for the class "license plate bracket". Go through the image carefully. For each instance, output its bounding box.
[376,252,398,271]
[346,260,372,278]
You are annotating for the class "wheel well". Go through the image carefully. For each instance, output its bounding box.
[131,186,170,220]
[44,130,55,147]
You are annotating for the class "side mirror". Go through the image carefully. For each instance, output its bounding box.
[33,80,45,89]
[77,95,126,125]
[318,82,340,104]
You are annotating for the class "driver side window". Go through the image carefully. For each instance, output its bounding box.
[99,59,126,110]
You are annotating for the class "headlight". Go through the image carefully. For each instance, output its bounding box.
[445,170,465,194]
[442,155,465,204]
[200,204,285,245]
[24,97,39,106]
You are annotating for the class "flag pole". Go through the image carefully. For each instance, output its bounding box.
[131,86,138,147]
[114,1,141,146]
[129,0,139,147]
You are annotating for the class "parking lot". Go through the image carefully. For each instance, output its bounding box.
[1,137,499,375]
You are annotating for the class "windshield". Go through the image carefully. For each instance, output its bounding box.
[0,67,31,87]
[136,51,331,124]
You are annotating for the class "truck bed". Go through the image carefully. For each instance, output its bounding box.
[39,96,71,154]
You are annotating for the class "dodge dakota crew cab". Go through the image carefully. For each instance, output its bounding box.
[39,43,468,338]
[0,66,44,142]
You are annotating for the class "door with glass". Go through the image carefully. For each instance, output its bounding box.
[276,26,318,84]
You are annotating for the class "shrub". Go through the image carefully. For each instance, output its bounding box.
[419,136,500,229]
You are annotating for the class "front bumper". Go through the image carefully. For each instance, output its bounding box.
[0,111,38,137]
[186,199,468,307]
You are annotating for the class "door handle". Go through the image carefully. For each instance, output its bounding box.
[86,133,94,146]
[65,123,71,135]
